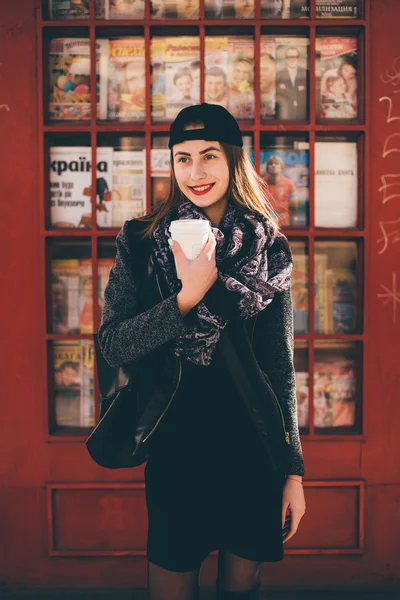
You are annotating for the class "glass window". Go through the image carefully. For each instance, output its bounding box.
[260,35,309,122]
[314,241,358,335]
[314,341,359,432]
[151,36,200,122]
[316,36,358,122]
[260,135,309,227]
[315,136,359,229]
[205,35,255,121]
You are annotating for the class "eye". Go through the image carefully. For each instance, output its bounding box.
[205,154,216,160]
[177,157,189,163]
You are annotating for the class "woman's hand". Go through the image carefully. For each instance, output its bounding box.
[282,477,306,544]
[170,232,218,315]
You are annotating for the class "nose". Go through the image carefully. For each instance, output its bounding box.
[190,160,206,181]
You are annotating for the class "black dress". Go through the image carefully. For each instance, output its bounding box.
[144,341,287,572]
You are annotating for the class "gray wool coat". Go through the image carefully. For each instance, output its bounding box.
[98,219,305,477]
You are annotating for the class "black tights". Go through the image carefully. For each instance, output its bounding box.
[147,550,262,600]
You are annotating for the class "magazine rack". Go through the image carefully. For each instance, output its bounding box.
[38,0,370,560]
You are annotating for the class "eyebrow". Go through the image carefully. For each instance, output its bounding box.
[174,146,221,158]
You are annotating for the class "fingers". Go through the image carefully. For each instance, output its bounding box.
[282,512,300,544]
[281,502,289,529]
[203,231,216,259]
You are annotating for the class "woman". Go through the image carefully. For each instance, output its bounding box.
[98,102,306,600]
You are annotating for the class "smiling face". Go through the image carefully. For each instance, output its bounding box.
[172,128,230,218]
[329,76,347,96]
[175,74,192,95]
[231,60,252,86]
[205,74,226,100]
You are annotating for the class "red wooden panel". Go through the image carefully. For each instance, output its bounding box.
[48,484,148,555]
[286,483,362,551]
[364,0,400,484]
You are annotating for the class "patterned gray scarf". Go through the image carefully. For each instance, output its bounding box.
[152,199,293,366]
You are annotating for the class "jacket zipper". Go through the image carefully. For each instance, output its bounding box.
[141,274,182,444]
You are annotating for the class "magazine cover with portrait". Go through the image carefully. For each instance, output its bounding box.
[99,38,145,123]
[205,36,254,121]
[165,37,200,119]
[275,38,309,121]
[260,138,309,227]
[261,0,309,18]
[317,37,358,121]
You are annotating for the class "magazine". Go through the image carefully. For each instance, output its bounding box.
[53,340,95,427]
[315,140,357,227]
[205,36,255,121]
[316,0,358,18]
[98,258,115,320]
[261,0,309,19]
[295,372,309,428]
[151,0,199,18]
[314,253,329,334]
[275,37,309,121]
[317,36,358,120]
[260,37,276,120]
[204,0,254,18]
[326,268,357,334]
[314,356,356,428]
[49,0,90,19]
[111,150,146,225]
[52,259,80,334]
[53,340,82,427]
[49,146,114,229]
[151,143,171,209]
[260,138,309,227]
[108,0,145,18]
[290,244,308,334]
[151,36,200,122]
[314,242,357,334]
[49,38,104,121]
[98,38,145,122]
[81,339,95,427]
[79,259,93,334]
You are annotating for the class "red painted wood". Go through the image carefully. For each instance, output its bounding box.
[2,0,400,590]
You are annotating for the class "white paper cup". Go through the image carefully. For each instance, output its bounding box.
[169,219,212,279]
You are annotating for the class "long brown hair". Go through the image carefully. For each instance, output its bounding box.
[137,128,280,239]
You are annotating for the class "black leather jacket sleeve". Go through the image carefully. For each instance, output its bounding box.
[98,221,195,368]
[252,287,305,477]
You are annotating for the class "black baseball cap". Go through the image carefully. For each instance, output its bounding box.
[168,102,243,149]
